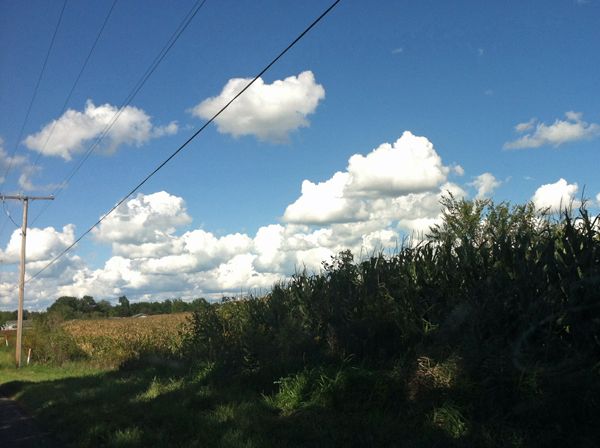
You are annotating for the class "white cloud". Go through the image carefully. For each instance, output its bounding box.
[347,131,450,196]
[1,132,481,309]
[151,121,179,138]
[531,178,580,212]
[505,112,600,149]
[283,131,452,225]
[23,100,178,161]
[206,254,281,291]
[469,172,501,199]
[515,118,537,133]
[1,224,75,264]
[283,172,368,224]
[17,164,63,192]
[392,47,404,54]
[0,138,28,184]
[93,191,191,244]
[182,229,253,269]
[453,165,465,176]
[191,70,325,142]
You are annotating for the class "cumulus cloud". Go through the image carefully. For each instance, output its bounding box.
[93,191,191,244]
[347,132,450,196]
[469,172,501,199]
[505,112,600,149]
[531,178,580,212]
[1,132,478,309]
[283,172,368,224]
[1,224,75,264]
[284,131,453,224]
[191,71,325,142]
[23,100,178,161]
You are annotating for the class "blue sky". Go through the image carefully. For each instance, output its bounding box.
[1,0,599,310]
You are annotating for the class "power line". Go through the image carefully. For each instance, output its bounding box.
[27,0,342,282]
[0,0,68,194]
[30,0,209,227]
[0,0,67,241]
[29,0,120,174]
[2,200,20,230]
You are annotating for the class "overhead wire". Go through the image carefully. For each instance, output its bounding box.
[0,0,68,239]
[27,0,342,282]
[2,200,20,230]
[0,0,68,194]
[30,0,209,227]
[28,0,120,174]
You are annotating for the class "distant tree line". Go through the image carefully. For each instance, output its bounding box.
[1,309,42,328]
[1,296,209,324]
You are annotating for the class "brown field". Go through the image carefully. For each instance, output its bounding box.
[62,313,191,366]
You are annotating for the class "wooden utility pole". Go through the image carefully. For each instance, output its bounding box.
[1,194,53,367]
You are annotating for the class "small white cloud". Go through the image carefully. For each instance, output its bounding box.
[469,172,501,199]
[515,118,537,133]
[392,47,404,54]
[477,48,484,56]
[24,100,177,161]
[0,138,27,183]
[531,178,580,212]
[453,165,465,176]
[151,121,178,138]
[191,71,325,142]
[17,164,62,192]
[505,112,600,149]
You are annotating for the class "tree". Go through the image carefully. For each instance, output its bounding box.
[117,296,131,317]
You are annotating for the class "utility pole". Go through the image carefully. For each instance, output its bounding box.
[1,194,53,367]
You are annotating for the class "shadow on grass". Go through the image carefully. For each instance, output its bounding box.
[0,380,31,397]
[0,358,462,448]
[6,352,598,448]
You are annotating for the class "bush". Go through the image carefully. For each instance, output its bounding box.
[26,313,87,365]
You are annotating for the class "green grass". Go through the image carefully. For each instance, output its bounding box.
[0,345,102,385]
[1,344,458,448]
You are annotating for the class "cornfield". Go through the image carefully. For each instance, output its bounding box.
[63,313,191,366]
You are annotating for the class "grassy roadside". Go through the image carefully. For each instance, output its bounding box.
[1,342,461,448]
[0,345,103,385]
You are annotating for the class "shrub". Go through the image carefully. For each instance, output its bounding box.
[26,313,86,365]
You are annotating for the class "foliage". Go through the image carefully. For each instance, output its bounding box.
[180,197,600,446]
[25,313,87,365]
[2,196,599,447]
[35,295,209,321]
